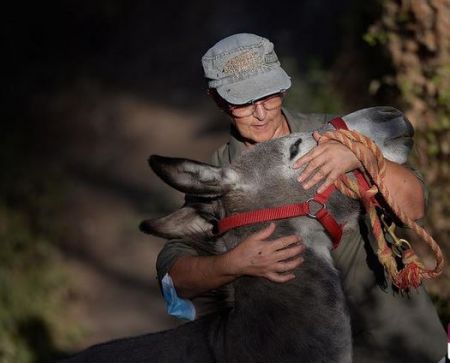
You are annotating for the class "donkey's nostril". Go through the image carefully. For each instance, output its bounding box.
[289,138,303,160]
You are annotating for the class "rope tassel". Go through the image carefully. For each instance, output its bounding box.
[319,127,445,291]
[394,249,425,290]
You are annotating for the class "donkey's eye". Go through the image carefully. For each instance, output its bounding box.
[289,138,302,160]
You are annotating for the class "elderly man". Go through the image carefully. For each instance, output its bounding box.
[156,33,446,362]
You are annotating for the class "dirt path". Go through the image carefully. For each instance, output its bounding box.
[58,89,227,349]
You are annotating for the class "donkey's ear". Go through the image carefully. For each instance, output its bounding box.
[149,155,235,197]
[139,206,215,239]
[342,106,413,164]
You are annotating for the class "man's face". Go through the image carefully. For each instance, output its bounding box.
[227,94,289,145]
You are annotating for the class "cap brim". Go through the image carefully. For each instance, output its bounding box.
[216,67,291,105]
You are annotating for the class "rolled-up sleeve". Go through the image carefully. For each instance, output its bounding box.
[156,239,198,282]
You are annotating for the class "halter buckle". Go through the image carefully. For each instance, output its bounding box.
[306,198,326,219]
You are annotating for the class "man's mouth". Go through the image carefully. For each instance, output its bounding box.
[252,123,268,128]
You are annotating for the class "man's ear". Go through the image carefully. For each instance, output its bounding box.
[139,206,215,239]
[149,155,236,197]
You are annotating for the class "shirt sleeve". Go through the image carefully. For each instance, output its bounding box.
[155,142,229,320]
[155,238,200,321]
[155,238,199,282]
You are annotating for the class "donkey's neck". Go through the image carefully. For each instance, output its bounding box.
[223,219,336,322]
[230,247,339,337]
[222,218,333,261]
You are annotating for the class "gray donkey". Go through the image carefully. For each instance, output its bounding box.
[61,107,411,363]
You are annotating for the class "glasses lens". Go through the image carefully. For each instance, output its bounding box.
[229,94,282,117]
[229,104,254,117]
[262,95,282,110]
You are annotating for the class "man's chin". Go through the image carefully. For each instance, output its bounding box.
[249,128,277,142]
[241,134,271,146]
[248,134,273,144]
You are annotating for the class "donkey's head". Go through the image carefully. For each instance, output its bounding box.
[140,106,412,252]
[140,132,359,252]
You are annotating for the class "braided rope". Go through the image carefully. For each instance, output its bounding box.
[318,129,445,289]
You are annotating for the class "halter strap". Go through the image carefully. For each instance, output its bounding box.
[216,117,366,249]
[329,118,379,205]
[217,184,343,249]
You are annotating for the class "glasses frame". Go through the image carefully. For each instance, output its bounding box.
[227,91,286,118]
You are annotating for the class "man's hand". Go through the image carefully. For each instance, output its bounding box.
[170,223,305,298]
[293,131,369,193]
[292,130,424,220]
[225,223,305,283]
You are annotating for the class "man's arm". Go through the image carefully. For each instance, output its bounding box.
[381,159,424,220]
[164,223,305,299]
[293,131,424,221]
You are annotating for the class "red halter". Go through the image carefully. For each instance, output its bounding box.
[218,183,342,248]
[217,117,364,249]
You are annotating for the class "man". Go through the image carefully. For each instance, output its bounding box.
[156,33,446,362]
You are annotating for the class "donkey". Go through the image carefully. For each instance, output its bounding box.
[61,107,412,363]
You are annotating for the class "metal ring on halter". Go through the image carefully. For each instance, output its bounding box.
[306,198,326,219]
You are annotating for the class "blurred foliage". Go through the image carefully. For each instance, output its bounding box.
[0,205,62,362]
[0,112,79,361]
[365,0,450,324]
[282,57,345,114]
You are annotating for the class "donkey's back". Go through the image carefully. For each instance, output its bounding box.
[62,248,351,363]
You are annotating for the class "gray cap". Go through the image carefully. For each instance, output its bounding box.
[202,33,291,105]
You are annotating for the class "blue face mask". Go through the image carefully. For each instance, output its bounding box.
[160,273,196,321]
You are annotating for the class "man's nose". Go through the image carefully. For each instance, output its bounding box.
[253,102,266,120]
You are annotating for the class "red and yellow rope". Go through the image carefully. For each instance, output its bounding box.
[318,129,444,290]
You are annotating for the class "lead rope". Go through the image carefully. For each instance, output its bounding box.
[317,129,445,290]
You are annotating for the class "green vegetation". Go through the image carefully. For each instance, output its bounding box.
[0,186,72,362]
[364,0,450,325]
[282,57,345,114]
[0,119,77,362]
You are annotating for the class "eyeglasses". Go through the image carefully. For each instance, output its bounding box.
[228,93,284,118]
